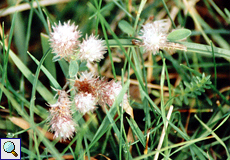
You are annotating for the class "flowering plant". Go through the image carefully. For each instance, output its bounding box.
[48,21,130,140]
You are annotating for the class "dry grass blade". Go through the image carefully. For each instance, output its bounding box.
[154,105,174,160]
[8,116,54,140]
[0,0,75,17]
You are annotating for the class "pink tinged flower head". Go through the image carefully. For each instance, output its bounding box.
[50,20,81,60]
[74,71,99,96]
[98,80,128,107]
[139,19,170,55]
[48,90,76,141]
[78,34,107,62]
[75,92,97,114]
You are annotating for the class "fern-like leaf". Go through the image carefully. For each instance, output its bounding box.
[174,73,212,105]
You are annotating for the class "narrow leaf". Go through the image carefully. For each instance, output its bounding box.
[27,52,61,90]
[41,33,56,79]
[69,60,79,78]
[1,43,55,104]
[126,117,146,147]
[195,114,230,157]
[224,8,230,18]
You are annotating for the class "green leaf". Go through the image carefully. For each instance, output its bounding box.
[167,29,191,41]
[0,83,29,119]
[108,39,133,47]
[195,114,230,157]
[58,59,69,78]
[41,33,56,79]
[1,43,55,104]
[69,60,79,78]
[181,42,230,59]
[224,8,230,18]
[126,117,146,147]
[118,20,134,35]
[27,51,61,90]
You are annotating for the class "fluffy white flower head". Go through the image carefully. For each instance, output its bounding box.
[78,34,107,62]
[139,19,170,55]
[50,20,81,60]
[75,92,97,114]
[77,71,97,82]
[51,117,76,140]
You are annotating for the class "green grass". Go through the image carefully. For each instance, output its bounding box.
[0,0,230,159]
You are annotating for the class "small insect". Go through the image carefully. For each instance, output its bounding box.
[132,39,142,46]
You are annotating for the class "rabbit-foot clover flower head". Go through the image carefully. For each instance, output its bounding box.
[74,71,100,97]
[98,80,128,107]
[139,19,187,54]
[50,20,81,60]
[48,90,76,141]
[78,34,107,62]
[139,19,170,55]
[75,92,97,114]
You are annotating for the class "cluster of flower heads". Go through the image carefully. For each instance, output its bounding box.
[48,72,129,141]
[138,19,187,55]
[49,20,107,62]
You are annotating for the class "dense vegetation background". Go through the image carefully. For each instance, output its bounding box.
[0,0,230,159]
